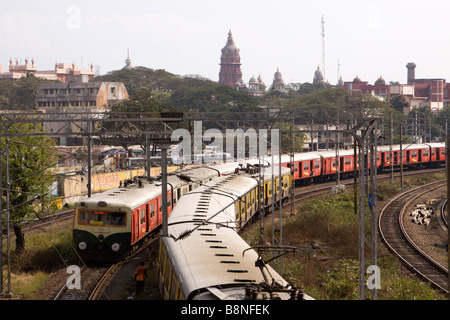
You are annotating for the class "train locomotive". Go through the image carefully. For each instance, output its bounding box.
[157,165,313,300]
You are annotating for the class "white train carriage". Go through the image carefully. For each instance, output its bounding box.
[157,169,312,300]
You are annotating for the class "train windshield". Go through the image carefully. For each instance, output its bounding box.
[78,210,126,227]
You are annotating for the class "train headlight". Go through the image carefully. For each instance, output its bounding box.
[111,243,120,252]
[78,242,87,250]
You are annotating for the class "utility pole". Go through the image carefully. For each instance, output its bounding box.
[447,134,450,300]
[0,135,3,296]
[357,135,365,299]
[5,138,11,294]
[390,112,393,181]
[369,122,378,300]
[349,119,377,300]
[400,123,403,188]
[145,133,151,182]
[87,120,92,198]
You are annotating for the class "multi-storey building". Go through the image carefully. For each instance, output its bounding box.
[0,58,95,83]
[35,81,128,145]
[36,81,128,109]
[344,62,450,113]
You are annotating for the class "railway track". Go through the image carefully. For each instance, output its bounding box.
[53,234,158,300]
[439,199,448,228]
[379,180,449,293]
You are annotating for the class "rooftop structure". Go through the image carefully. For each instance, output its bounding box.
[0,58,95,83]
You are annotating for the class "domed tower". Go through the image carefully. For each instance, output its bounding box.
[271,68,286,91]
[313,66,324,84]
[219,30,245,89]
[374,75,385,86]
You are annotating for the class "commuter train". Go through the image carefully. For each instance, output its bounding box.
[266,142,446,184]
[157,165,314,300]
[72,142,445,262]
[72,163,242,261]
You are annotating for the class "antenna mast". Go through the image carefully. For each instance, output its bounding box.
[321,15,326,80]
[338,59,341,84]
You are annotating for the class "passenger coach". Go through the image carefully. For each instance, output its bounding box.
[72,163,243,261]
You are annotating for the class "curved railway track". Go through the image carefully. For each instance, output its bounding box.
[440,199,448,228]
[379,180,449,293]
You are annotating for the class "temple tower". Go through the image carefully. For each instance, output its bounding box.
[219,30,245,89]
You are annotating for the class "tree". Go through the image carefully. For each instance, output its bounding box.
[91,66,211,96]
[0,74,48,110]
[287,87,347,123]
[274,121,306,153]
[1,122,58,252]
[390,95,409,114]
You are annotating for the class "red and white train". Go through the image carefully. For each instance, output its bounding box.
[270,142,446,184]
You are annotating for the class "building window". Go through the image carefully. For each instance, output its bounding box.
[111,87,116,97]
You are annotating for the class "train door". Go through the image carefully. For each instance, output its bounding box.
[314,160,320,176]
[294,162,299,180]
[133,209,139,243]
[167,190,173,215]
[300,161,305,178]
[149,202,156,230]
[324,158,331,176]
[139,206,146,238]
[145,204,150,233]
[157,196,163,225]
[384,152,391,167]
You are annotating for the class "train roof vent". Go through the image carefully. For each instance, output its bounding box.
[227,269,248,273]
[215,253,234,257]
[233,278,256,283]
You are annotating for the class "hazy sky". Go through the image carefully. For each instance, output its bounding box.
[1,0,449,86]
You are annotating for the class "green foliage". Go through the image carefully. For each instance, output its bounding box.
[387,278,441,300]
[273,121,306,153]
[391,95,409,113]
[286,191,360,246]
[93,67,265,131]
[322,259,359,300]
[377,181,402,201]
[0,74,49,110]
[168,82,262,112]
[287,87,348,122]
[91,66,213,96]
[1,122,58,221]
